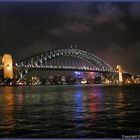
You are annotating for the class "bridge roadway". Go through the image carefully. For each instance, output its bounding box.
[16,65,116,73]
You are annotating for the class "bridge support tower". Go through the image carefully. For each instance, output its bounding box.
[2,54,13,80]
[116,65,123,83]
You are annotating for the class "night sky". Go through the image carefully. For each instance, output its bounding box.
[0,2,140,74]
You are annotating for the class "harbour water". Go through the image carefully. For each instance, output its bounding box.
[0,84,140,138]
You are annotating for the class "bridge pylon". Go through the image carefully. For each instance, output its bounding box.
[2,54,13,79]
[116,65,123,83]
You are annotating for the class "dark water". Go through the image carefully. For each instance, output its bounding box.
[0,84,140,138]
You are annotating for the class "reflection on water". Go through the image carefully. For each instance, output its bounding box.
[74,86,83,119]
[0,85,140,138]
[116,90,125,107]
[89,89,97,120]
[88,86,103,120]
[73,86,83,136]
[17,93,23,111]
[115,91,126,118]
[0,87,14,129]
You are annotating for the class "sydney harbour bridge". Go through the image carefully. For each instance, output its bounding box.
[0,48,124,83]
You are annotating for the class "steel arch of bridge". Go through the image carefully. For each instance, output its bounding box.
[15,48,115,77]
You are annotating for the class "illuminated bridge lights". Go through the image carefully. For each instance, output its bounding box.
[0,49,130,80]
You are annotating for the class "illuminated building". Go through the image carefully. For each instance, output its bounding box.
[74,71,82,77]
[81,78,87,84]
[2,54,13,79]
[116,65,123,83]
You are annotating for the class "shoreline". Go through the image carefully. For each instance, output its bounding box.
[0,83,140,87]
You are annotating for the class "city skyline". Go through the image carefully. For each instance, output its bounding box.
[0,2,140,74]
